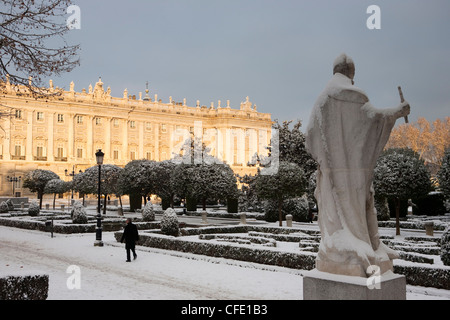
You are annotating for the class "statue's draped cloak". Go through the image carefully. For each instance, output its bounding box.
[306,73,399,277]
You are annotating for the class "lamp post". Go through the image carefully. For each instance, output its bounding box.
[94,149,104,247]
[7,176,21,197]
[65,166,82,205]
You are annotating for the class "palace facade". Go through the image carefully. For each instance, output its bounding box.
[0,77,273,197]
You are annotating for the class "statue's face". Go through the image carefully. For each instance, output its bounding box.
[347,63,355,81]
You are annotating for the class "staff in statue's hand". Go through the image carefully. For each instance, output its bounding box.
[398,86,409,123]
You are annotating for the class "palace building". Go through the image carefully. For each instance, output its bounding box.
[0,77,273,197]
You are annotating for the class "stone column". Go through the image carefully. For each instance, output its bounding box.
[26,111,33,161]
[168,124,174,159]
[225,127,233,165]
[138,121,144,159]
[122,119,128,161]
[154,123,159,161]
[286,214,293,227]
[3,117,11,160]
[105,118,111,160]
[47,113,54,162]
[87,116,93,160]
[238,128,245,165]
[68,114,74,160]
[216,128,224,162]
[249,129,257,164]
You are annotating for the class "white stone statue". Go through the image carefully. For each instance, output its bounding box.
[305,54,410,277]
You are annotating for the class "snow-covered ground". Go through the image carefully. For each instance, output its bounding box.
[1,225,449,300]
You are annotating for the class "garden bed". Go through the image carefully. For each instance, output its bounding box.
[0,216,160,234]
[0,272,49,300]
[115,224,450,290]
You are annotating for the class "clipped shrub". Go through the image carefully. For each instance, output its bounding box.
[0,201,9,213]
[375,196,390,221]
[71,201,88,224]
[264,197,309,222]
[28,201,40,216]
[0,274,49,300]
[160,207,179,237]
[5,199,15,211]
[142,201,155,221]
[441,227,450,266]
[412,192,446,216]
[186,196,197,212]
[227,198,238,214]
[284,197,309,222]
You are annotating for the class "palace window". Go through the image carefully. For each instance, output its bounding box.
[113,119,119,127]
[113,150,119,160]
[95,118,102,125]
[15,110,22,119]
[36,146,44,158]
[57,114,64,123]
[145,122,152,131]
[14,144,21,157]
[57,146,64,158]
[36,112,44,121]
[77,148,83,158]
[76,116,83,124]
[161,124,167,133]
[130,121,136,129]
[130,151,136,160]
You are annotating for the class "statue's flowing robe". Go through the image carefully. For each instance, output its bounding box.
[306,73,399,277]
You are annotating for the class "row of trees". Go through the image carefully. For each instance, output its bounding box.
[22,158,240,214]
[21,119,450,232]
[386,117,450,167]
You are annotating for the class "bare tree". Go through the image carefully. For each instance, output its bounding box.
[0,0,80,94]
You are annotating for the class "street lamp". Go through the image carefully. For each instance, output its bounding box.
[65,166,83,204]
[7,176,21,197]
[94,149,104,247]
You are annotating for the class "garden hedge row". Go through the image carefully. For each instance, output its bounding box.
[116,226,450,290]
[0,217,159,234]
[378,220,447,231]
[0,273,49,300]
[393,264,450,290]
[115,231,317,270]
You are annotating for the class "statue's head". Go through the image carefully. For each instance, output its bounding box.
[333,53,355,82]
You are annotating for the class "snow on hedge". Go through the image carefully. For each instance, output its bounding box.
[160,207,179,237]
[28,201,40,217]
[142,201,155,221]
[71,201,88,224]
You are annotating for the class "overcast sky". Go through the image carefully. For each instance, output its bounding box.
[54,0,450,130]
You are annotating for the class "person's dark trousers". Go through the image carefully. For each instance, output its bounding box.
[126,242,137,261]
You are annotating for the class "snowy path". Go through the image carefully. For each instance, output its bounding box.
[1,226,449,300]
[0,226,303,300]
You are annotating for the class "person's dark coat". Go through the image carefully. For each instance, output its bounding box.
[120,222,140,246]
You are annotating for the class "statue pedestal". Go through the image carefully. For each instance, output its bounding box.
[303,269,406,300]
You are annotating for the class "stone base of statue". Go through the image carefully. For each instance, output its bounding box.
[303,269,406,300]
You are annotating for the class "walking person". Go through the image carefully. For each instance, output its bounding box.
[120,218,140,262]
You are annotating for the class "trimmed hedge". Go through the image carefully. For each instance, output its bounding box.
[115,225,450,290]
[0,273,49,300]
[114,231,317,270]
[394,264,450,290]
[378,220,447,231]
[0,217,159,234]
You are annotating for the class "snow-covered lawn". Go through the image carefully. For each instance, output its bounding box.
[1,225,449,300]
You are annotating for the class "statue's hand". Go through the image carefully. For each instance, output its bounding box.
[396,101,410,119]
